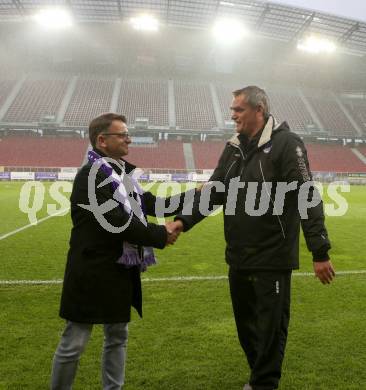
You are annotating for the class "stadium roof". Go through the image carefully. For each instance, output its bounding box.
[1,0,366,56]
[274,1,366,24]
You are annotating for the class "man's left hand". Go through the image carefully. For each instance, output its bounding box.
[313,260,335,284]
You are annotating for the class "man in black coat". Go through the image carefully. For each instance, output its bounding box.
[169,86,335,390]
[51,113,187,390]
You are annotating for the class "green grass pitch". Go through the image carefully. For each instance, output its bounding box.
[0,181,365,389]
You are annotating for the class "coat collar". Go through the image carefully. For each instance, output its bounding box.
[228,115,280,148]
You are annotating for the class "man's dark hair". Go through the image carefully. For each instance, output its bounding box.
[89,113,127,148]
[232,85,270,120]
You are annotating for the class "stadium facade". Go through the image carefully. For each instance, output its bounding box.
[0,0,366,182]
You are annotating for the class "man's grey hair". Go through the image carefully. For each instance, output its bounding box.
[232,85,270,120]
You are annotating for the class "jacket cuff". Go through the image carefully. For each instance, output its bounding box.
[312,251,330,262]
[173,216,189,232]
[149,224,167,249]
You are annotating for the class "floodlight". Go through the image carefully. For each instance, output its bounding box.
[130,15,159,31]
[212,19,247,44]
[297,36,336,54]
[34,8,72,29]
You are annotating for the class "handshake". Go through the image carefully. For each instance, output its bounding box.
[165,220,184,245]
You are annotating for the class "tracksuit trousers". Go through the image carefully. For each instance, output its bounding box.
[229,268,292,390]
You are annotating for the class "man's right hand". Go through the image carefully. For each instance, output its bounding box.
[165,220,184,245]
[313,260,335,284]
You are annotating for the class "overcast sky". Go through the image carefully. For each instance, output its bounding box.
[271,0,366,22]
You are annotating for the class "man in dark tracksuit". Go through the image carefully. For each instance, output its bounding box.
[171,86,335,390]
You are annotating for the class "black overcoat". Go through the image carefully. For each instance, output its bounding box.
[60,155,189,323]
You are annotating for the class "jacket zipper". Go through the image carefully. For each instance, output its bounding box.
[259,160,286,239]
[229,143,246,177]
[228,144,284,239]
[224,161,237,183]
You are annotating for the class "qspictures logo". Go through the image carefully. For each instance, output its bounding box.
[18,181,72,225]
[18,165,351,232]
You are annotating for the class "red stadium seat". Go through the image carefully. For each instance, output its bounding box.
[304,90,357,136]
[191,141,366,173]
[124,141,185,169]
[3,75,69,123]
[175,81,217,130]
[306,144,366,173]
[191,141,226,170]
[118,80,169,127]
[64,78,115,126]
[0,136,88,167]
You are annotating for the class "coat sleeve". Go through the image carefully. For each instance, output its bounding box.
[73,167,167,249]
[174,146,228,231]
[278,133,331,260]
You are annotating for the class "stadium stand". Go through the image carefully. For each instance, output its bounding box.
[357,146,366,158]
[63,77,114,126]
[3,74,69,123]
[267,89,315,133]
[1,137,365,173]
[215,83,238,122]
[124,141,186,169]
[1,72,365,139]
[0,136,88,167]
[342,101,366,135]
[117,79,169,127]
[191,140,226,170]
[306,144,366,173]
[0,79,17,110]
[174,81,217,130]
[304,90,357,136]
[191,141,366,172]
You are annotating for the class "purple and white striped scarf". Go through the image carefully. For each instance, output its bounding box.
[88,150,156,272]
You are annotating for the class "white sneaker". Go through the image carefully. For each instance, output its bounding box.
[243,384,252,390]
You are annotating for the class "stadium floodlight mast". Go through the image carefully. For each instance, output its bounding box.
[33,8,72,29]
[212,18,247,45]
[130,14,159,31]
[297,36,336,54]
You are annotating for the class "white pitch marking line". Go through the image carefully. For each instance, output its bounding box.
[0,270,365,285]
[0,208,70,241]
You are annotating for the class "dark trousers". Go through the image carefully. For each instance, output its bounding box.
[229,268,292,390]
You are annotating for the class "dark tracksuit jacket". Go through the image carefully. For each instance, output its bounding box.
[176,115,331,270]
